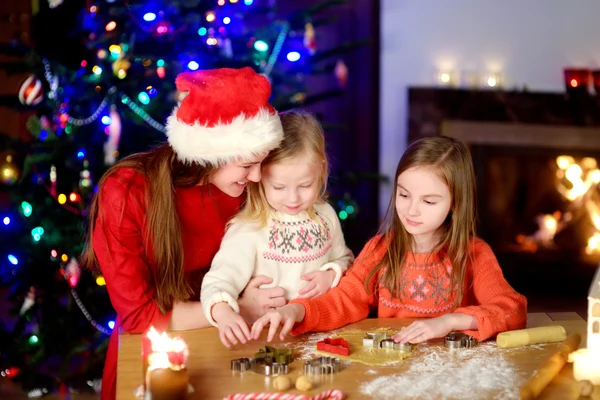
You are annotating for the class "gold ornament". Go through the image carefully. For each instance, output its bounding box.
[0,152,20,185]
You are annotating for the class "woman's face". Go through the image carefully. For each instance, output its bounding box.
[209,152,268,197]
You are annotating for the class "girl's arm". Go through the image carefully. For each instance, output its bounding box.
[200,223,257,326]
[317,203,355,286]
[93,175,210,333]
[452,239,527,340]
[287,235,385,335]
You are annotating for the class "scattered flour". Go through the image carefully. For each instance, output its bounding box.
[359,342,552,400]
[285,331,337,360]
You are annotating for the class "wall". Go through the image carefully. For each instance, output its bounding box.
[380,0,600,216]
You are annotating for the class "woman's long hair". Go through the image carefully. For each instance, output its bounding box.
[81,144,215,313]
[365,136,477,308]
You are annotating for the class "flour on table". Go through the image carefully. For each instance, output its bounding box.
[285,331,337,360]
[360,342,552,400]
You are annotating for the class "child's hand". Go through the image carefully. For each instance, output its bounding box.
[297,270,336,298]
[250,304,305,342]
[392,315,454,344]
[211,302,251,348]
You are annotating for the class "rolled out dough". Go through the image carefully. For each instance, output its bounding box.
[318,328,411,366]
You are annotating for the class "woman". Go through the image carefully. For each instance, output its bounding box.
[81,67,286,400]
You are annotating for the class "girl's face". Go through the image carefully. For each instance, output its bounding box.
[209,152,268,197]
[262,153,322,216]
[395,166,452,249]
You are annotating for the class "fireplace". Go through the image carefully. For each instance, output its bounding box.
[408,88,600,309]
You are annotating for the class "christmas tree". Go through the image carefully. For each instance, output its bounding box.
[0,0,366,396]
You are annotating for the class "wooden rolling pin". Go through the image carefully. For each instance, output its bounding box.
[497,325,566,348]
[520,332,581,400]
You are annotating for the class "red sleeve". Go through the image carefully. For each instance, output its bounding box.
[453,239,527,341]
[289,235,386,335]
[92,170,171,333]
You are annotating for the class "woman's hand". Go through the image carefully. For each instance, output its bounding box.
[211,302,251,348]
[250,304,306,342]
[238,275,287,324]
[297,270,336,298]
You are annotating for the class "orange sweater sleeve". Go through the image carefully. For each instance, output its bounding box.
[453,238,527,341]
[289,235,386,335]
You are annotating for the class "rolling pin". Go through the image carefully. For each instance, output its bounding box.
[519,332,581,400]
[497,326,566,348]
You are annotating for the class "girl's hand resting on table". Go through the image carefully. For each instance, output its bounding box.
[211,302,251,348]
[250,304,306,342]
[392,314,477,344]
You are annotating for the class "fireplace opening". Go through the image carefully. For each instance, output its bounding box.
[470,144,600,298]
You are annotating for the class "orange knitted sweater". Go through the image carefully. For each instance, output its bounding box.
[289,235,527,340]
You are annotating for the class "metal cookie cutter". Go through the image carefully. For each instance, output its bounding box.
[380,338,413,353]
[304,356,341,375]
[231,357,251,372]
[231,357,289,375]
[255,345,294,364]
[362,331,388,348]
[251,357,289,376]
[444,332,477,349]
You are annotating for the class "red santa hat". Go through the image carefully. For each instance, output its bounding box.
[166,67,283,166]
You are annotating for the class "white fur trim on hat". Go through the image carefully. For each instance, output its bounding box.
[166,107,283,166]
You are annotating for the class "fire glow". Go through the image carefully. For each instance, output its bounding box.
[518,156,600,254]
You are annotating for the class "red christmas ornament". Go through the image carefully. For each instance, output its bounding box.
[1,367,21,379]
[334,60,349,88]
[18,75,44,106]
[64,258,81,288]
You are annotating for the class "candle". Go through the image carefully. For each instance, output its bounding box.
[142,326,189,399]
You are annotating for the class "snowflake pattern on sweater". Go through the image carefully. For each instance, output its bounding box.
[379,260,458,314]
[263,215,332,263]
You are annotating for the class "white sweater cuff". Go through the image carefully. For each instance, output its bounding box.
[203,292,240,327]
[319,262,343,287]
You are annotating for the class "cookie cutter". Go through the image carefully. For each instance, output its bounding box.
[231,357,289,376]
[231,357,251,372]
[316,338,350,356]
[303,356,341,375]
[444,332,477,349]
[362,331,388,348]
[255,345,294,364]
[251,357,289,375]
[379,338,413,353]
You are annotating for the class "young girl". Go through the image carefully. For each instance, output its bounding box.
[81,67,286,400]
[201,110,354,348]
[251,136,527,344]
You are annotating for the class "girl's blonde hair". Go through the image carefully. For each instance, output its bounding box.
[233,110,329,227]
[365,136,477,308]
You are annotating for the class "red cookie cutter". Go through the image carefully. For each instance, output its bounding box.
[316,338,350,356]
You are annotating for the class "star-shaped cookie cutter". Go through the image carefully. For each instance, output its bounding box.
[303,356,341,375]
[316,338,350,356]
[444,332,477,349]
[254,345,294,364]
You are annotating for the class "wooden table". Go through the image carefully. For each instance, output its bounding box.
[117,312,592,400]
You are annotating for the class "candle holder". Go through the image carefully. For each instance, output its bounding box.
[142,327,190,400]
[564,68,590,95]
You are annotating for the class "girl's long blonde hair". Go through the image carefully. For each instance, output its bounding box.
[80,144,217,313]
[365,136,477,308]
[232,110,329,227]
